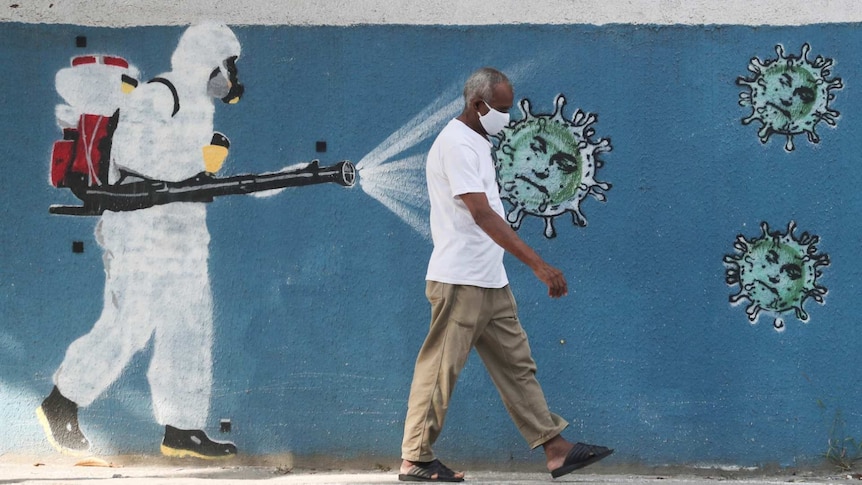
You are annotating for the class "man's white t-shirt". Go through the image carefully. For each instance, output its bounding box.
[425,119,508,288]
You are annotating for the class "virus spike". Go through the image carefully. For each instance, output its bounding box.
[543,217,557,238]
[570,209,587,228]
[800,43,811,61]
[507,206,526,229]
[553,94,567,118]
[819,110,839,126]
[588,182,610,201]
[756,124,773,144]
[518,98,532,120]
[745,302,762,322]
[747,57,766,76]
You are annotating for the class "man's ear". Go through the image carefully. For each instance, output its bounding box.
[471,97,484,113]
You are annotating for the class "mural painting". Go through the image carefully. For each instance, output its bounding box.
[1,17,859,468]
[38,23,353,459]
[737,44,843,152]
[492,94,612,238]
[723,221,830,332]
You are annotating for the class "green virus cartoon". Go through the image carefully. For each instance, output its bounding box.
[723,221,829,332]
[737,43,843,152]
[493,94,611,238]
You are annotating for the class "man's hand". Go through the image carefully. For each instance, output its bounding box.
[533,262,568,298]
[459,192,569,299]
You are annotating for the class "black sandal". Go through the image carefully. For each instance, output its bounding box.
[399,459,464,482]
[550,442,614,478]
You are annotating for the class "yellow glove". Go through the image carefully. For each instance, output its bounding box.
[203,132,230,174]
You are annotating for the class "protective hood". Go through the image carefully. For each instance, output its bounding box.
[171,23,241,73]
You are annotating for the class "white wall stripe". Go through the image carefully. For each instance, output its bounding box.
[2,0,861,26]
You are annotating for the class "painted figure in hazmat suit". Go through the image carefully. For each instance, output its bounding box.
[38,23,244,459]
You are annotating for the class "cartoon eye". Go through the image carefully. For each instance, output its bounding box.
[780,263,803,280]
[793,86,816,104]
[530,136,548,154]
[550,152,579,173]
[766,250,780,264]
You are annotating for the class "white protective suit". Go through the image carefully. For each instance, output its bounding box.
[54,23,241,430]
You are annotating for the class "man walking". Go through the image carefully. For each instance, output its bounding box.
[398,67,612,482]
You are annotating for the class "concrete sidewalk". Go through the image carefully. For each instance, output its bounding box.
[0,456,858,485]
[2,468,857,485]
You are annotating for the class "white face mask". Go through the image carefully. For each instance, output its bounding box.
[478,101,510,136]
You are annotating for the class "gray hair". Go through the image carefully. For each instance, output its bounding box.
[463,67,510,107]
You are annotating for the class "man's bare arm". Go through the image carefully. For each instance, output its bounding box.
[459,192,567,298]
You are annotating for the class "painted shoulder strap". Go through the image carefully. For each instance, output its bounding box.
[147,77,181,117]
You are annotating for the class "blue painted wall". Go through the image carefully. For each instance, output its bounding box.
[2,21,860,467]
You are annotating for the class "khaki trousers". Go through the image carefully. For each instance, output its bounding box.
[401,281,568,461]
